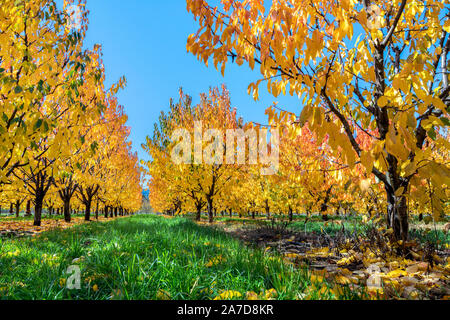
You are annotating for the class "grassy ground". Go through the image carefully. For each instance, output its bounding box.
[0,214,366,300]
[1,214,448,300]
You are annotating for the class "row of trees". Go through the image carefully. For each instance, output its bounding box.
[0,0,142,225]
[144,82,448,236]
[180,0,450,241]
[142,86,365,221]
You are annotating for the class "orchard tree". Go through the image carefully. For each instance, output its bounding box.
[144,86,242,222]
[0,0,90,183]
[187,0,450,240]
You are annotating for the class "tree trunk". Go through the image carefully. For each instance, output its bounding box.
[9,202,13,215]
[386,192,408,241]
[195,204,202,221]
[265,199,270,219]
[321,202,328,221]
[15,200,20,218]
[229,209,232,218]
[63,200,71,222]
[251,211,255,219]
[288,206,293,222]
[207,197,214,223]
[34,196,43,226]
[95,201,99,220]
[26,200,31,216]
[84,200,91,221]
[114,207,118,217]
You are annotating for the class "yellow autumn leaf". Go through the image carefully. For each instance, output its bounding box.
[386,269,408,278]
[360,150,374,174]
[156,289,171,300]
[444,20,450,33]
[245,291,259,300]
[213,290,242,300]
[394,187,405,197]
[377,96,388,107]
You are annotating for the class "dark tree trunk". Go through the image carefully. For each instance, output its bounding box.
[15,200,20,218]
[59,185,77,222]
[320,186,333,221]
[207,197,214,223]
[114,207,118,217]
[321,200,329,221]
[34,196,44,226]
[9,202,13,215]
[386,191,408,241]
[26,200,31,216]
[195,203,202,221]
[78,185,99,222]
[251,211,255,219]
[288,206,293,222]
[84,200,91,221]
[63,200,71,222]
[229,209,232,218]
[265,199,270,219]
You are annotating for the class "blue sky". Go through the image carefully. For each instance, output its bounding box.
[80,1,302,161]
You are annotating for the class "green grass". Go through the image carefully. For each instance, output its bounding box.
[2,214,445,300]
[0,215,360,300]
